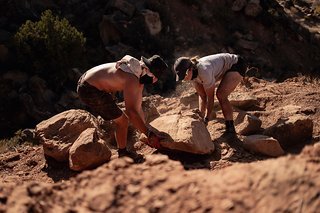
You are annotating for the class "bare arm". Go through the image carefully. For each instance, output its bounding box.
[193,81,207,118]
[204,85,215,121]
[123,76,148,135]
[137,94,146,123]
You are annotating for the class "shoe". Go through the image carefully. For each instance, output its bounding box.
[225,126,236,134]
[222,127,237,140]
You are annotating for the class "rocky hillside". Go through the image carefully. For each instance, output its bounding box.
[0,0,320,138]
[0,75,320,212]
[0,1,320,211]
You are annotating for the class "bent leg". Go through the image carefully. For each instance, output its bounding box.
[216,72,242,120]
[113,113,129,149]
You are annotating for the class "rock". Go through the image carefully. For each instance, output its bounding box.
[263,115,313,150]
[35,109,108,162]
[2,70,28,86]
[284,0,294,8]
[28,75,56,110]
[141,9,162,35]
[104,43,134,59]
[147,111,214,154]
[21,129,36,142]
[88,187,114,211]
[27,182,48,196]
[232,0,247,11]
[245,0,262,17]
[55,90,81,112]
[243,135,285,157]
[236,113,262,135]
[229,92,258,110]
[237,38,259,50]
[69,128,111,171]
[99,15,121,46]
[179,93,199,110]
[142,96,161,122]
[2,153,20,162]
[109,0,135,17]
[19,93,51,122]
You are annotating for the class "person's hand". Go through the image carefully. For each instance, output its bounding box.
[145,129,161,149]
[192,108,205,118]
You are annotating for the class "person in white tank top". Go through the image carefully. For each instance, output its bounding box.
[174,53,248,134]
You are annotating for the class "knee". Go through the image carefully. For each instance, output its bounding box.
[114,114,129,128]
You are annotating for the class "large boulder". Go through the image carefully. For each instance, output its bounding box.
[263,115,313,150]
[229,92,258,110]
[148,111,214,154]
[69,128,111,171]
[142,9,162,35]
[236,113,262,135]
[243,135,285,157]
[35,109,110,162]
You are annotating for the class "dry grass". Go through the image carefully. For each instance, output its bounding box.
[0,130,23,153]
[314,5,320,15]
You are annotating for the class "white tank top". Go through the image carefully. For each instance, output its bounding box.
[195,53,238,89]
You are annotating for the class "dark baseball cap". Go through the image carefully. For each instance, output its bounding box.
[174,57,192,81]
[141,55,168,79]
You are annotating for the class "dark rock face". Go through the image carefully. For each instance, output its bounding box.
[1,0,320,137]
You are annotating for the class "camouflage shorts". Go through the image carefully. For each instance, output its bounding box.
[77,74,122,121]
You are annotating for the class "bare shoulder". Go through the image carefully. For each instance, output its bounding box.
[122,72,141,91]
[87,62,116,74]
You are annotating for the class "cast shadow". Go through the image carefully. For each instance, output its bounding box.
[157,149,213,170]
[41,155,79,182]
[214,132,267,163]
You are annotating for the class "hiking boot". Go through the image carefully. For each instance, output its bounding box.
[225,126,236,134]
[221,126,237,140]
[225,120,236,134]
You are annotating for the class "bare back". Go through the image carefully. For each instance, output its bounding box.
[82,62,144,114]
[83,62,139,93]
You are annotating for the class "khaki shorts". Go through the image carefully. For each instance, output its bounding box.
[77,75,122,121]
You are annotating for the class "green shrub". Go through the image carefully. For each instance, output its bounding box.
[14,10,86,88]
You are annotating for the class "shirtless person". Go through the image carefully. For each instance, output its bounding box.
[174,53,248,134]
[77,55,168,159]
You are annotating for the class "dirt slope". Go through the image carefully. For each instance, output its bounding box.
[1,150,319,213]
[0,76,320,212]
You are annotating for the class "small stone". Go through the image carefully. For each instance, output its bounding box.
[27,183,43,196]
[221,198,234,210]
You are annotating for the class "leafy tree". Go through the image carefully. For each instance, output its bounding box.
[14,10,86,89]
